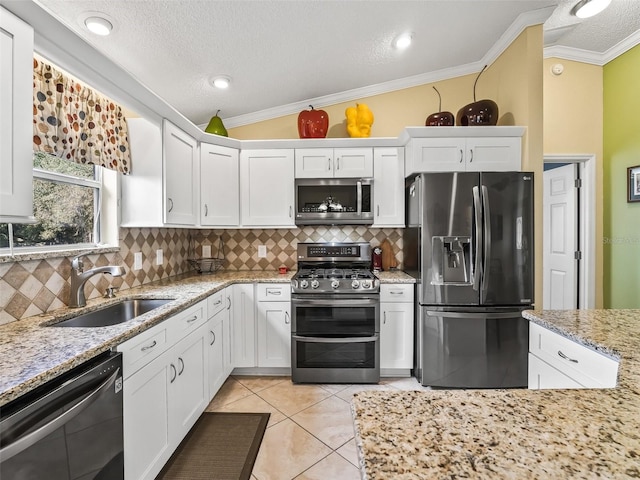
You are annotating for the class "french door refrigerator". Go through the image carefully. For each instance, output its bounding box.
[404,171,534,388]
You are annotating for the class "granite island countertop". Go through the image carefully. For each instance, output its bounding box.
[0,269,413,406]
[352,309,640,479]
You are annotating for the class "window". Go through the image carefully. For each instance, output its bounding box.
[1,152,103,251]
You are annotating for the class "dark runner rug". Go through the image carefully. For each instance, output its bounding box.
[156,412,270,480]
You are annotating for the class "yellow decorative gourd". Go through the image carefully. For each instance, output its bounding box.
[345,103,374,138]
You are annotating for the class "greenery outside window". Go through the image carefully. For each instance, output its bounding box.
[0,152,103,252]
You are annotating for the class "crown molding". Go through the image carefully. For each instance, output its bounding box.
[544,29,640,66]
[221,6,556,129]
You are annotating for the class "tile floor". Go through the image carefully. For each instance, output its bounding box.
[205,375,429,480]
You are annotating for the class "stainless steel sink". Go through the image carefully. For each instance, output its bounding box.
[52,299,174,327]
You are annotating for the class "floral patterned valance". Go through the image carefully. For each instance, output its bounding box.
[33,57,131,174]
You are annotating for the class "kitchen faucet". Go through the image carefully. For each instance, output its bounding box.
[69,256,125,307]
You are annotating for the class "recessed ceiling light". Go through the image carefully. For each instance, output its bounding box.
[212,76,231,89]
[571,0,611,18]
[84,16,113,36]
[394,33,413,50]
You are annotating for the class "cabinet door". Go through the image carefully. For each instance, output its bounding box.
[333,148,373,178]
[528,354,583,390]
[223,287,233,376]
[170,326,208,441]
[380,302,414,369]
[240,149,295,226]
[407,138,466,173]
[465,137,521,171]
[0,8,34,222]
[207,313,225,400]
[123,350,171,480]
[121,118,164,226]
[257,301,291,368]
[295,148,333,178]
[163,120,197,225]
[372,148,404,227]
[232,283,256,368]
[200,143,239,226]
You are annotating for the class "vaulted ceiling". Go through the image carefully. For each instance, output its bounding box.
[11,0,640,128]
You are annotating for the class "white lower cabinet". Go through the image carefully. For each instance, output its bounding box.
[232,283,257,368]
[119,301,208,480]
[206,287,233,399]
[528,322,619,390]
[379,284,414,372]
[256,284,291,368]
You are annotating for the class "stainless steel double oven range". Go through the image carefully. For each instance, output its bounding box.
[291,242,380,384]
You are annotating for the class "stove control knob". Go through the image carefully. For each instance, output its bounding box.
[300,279,309,289]
[362,280,372,289]
[311,279,320,289]
[331,280,340,289]
[351,280,360,289]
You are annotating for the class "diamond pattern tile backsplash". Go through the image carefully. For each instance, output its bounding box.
[0,226,403,324]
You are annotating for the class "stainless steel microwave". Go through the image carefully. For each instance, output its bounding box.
[294,178,373,225]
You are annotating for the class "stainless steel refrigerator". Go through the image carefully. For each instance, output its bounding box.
[404,172,534,388]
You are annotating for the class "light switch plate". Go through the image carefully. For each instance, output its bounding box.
[156,249,163,265]
[134,252,142,270]
[202,245,212,258]
[258,245,267,258]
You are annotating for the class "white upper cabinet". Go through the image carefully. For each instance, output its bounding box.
[121,118,164,227]
[163,120,198,225]
[372,147,404,227]
[200,143,239,227]
[0,8,34,223]
[404,127,524,175]
[240,149,295,227]
[295,148,373,178]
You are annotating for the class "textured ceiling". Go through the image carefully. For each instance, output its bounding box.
[27,0,640,128]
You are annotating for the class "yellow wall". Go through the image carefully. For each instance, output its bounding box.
[603,45,640,308]
[543,58,604,307]
[230,26,545,305]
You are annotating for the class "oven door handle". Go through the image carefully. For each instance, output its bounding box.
[0,367,120,462]
[292,334,379,344]
[291,298,379,306]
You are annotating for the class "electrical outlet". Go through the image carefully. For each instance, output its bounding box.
[134,252,142,270]
[202,245,212,258]
[258,245,267,258]
[156,249,163,265]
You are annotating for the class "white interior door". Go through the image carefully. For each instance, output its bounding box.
[543,164,577,309]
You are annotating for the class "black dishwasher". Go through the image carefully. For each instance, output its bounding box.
[0,351,124,480]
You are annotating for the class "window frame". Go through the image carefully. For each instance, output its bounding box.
[0,161,119,258]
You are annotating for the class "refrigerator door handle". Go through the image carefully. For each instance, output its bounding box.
[472,186,482,291]
[425,310,521,319]
[481,185,491,302]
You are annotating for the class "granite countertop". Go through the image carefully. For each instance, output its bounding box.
[0,269,414,407]
[351,309,640,479]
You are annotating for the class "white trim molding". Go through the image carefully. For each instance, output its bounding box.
[544,29,640,66]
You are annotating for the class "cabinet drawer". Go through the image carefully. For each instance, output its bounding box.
[256,283,291,302]
[168,301,207,344]
[207,290,225,317]
[529,323,618,388]
[118,323,168,379]
[380,284,414,303]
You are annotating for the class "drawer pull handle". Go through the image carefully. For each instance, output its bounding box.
[267,290,282,295]
[285,312,290,325]
[214,299,222,306]
[389,291,404,295]
[178,357,185,375]
[557,350,578,363]
[170,364,177,383]
[187,315,198,323]
[226,296,231,310]
[141,340,157,352]
[210,331,216,345]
